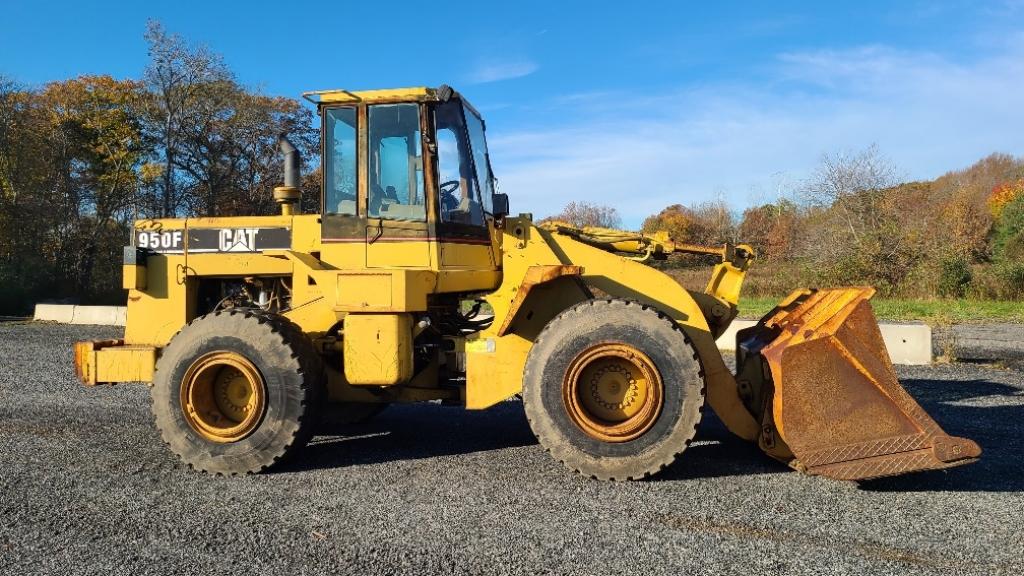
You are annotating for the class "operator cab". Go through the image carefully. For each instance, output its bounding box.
[306,86,508,273]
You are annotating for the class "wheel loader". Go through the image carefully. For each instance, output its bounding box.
[73,85,980,481]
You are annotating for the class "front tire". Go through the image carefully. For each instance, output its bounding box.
[151,309,323,474]
[523,299,706,480]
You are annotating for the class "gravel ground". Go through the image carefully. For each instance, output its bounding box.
[1,323,1022,576]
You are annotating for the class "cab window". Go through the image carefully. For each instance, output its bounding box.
[368,104,426,221]
[324,107,357,215]
[434,100,484,226]
[463,108,494,215]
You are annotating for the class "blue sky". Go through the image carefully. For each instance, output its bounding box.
[2,1,1023,227]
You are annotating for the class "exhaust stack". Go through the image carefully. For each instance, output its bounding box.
[274,136,301,216]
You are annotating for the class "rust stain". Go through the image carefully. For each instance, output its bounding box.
[497,265,582,336]
[737,288,981,480]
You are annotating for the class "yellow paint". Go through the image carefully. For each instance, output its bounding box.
[704,247,754,308]
[75,341,155,385]
[562,343,663,443]
[123,255,192,347]
[305,86,437,104]
[122,264,146,290]
[338,273,394,309]
[180,351,266,443]
[460,218,760,440]
[334,270,436,312]
[343,313,414,385]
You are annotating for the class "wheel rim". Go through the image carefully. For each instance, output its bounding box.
[180,351,266,443]
[562,343,664,443]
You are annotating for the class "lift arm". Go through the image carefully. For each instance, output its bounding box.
[538,220,754,308]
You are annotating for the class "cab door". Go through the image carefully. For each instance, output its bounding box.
[364,103,431,269]
[320,105,364,269]
[433,99,495,270]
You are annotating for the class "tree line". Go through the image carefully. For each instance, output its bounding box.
[0,22,318,314]
[2,22,1021,315]
[550,147,1024,300]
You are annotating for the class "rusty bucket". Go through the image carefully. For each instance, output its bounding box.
[735,287,980,481]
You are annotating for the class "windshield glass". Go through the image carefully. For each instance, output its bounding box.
[324,107,358,215]
[463,106,494,215]
[368,104,425,221]
[434,100,484,226]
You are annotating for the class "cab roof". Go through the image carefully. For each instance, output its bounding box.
[302,85,482,119]
[302,86,438,105]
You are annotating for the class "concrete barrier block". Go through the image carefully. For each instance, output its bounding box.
[716,319,932,365]
[69,306,127,326]
[714,320,756,354]
[34,304,75,323]
[880,323,932,366]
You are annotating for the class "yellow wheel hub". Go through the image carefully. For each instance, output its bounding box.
[180,351,266,443]
[563,343,664,443]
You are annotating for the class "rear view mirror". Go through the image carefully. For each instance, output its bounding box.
[492,193,510,218]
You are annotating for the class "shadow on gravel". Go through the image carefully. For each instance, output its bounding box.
[280,402,789,480]
[656,414,791,481]
[278,376,1023,488]
[278,401,538,473]
[862,378,1024,493]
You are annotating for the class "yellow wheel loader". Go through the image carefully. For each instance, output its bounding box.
[73,85,980,480]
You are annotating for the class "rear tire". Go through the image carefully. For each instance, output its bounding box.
[152,309,323,474]
[523,299,705,480]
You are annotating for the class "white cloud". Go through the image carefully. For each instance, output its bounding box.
[466,59,538,84]
[488,39,1024,228]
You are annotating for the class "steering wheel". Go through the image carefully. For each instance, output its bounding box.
[439,180,461,212]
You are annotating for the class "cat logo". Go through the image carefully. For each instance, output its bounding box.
[219,228,259,252]
[134,226,290,253]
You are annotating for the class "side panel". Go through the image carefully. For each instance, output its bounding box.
[124,254,193,346]
[337,274,394,309]
[367,237,431,268]
[440,241,493,269]
[334,270,436,312]
[343,313,414,385]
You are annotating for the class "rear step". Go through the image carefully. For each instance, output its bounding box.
[735,287,980,481]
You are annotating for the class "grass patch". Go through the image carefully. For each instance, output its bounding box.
[739,296,1024,324]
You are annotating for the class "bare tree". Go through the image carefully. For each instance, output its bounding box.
[798,145,915,289]
[801,144,898,244]
[142,20,231,217]
[548,201,622,229]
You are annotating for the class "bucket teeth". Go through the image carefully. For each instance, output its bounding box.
[736,287,981,481]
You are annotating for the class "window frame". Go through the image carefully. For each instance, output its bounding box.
[321,105,360,217]
[461,104,496,217]
[431,99,489,232]
[366,102,428,223]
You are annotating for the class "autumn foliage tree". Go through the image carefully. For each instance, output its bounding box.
[737,199,800,262]
[641,199,735,246]
[0,22,319,314]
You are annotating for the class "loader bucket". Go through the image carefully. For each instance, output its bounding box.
[735,287,980,481]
